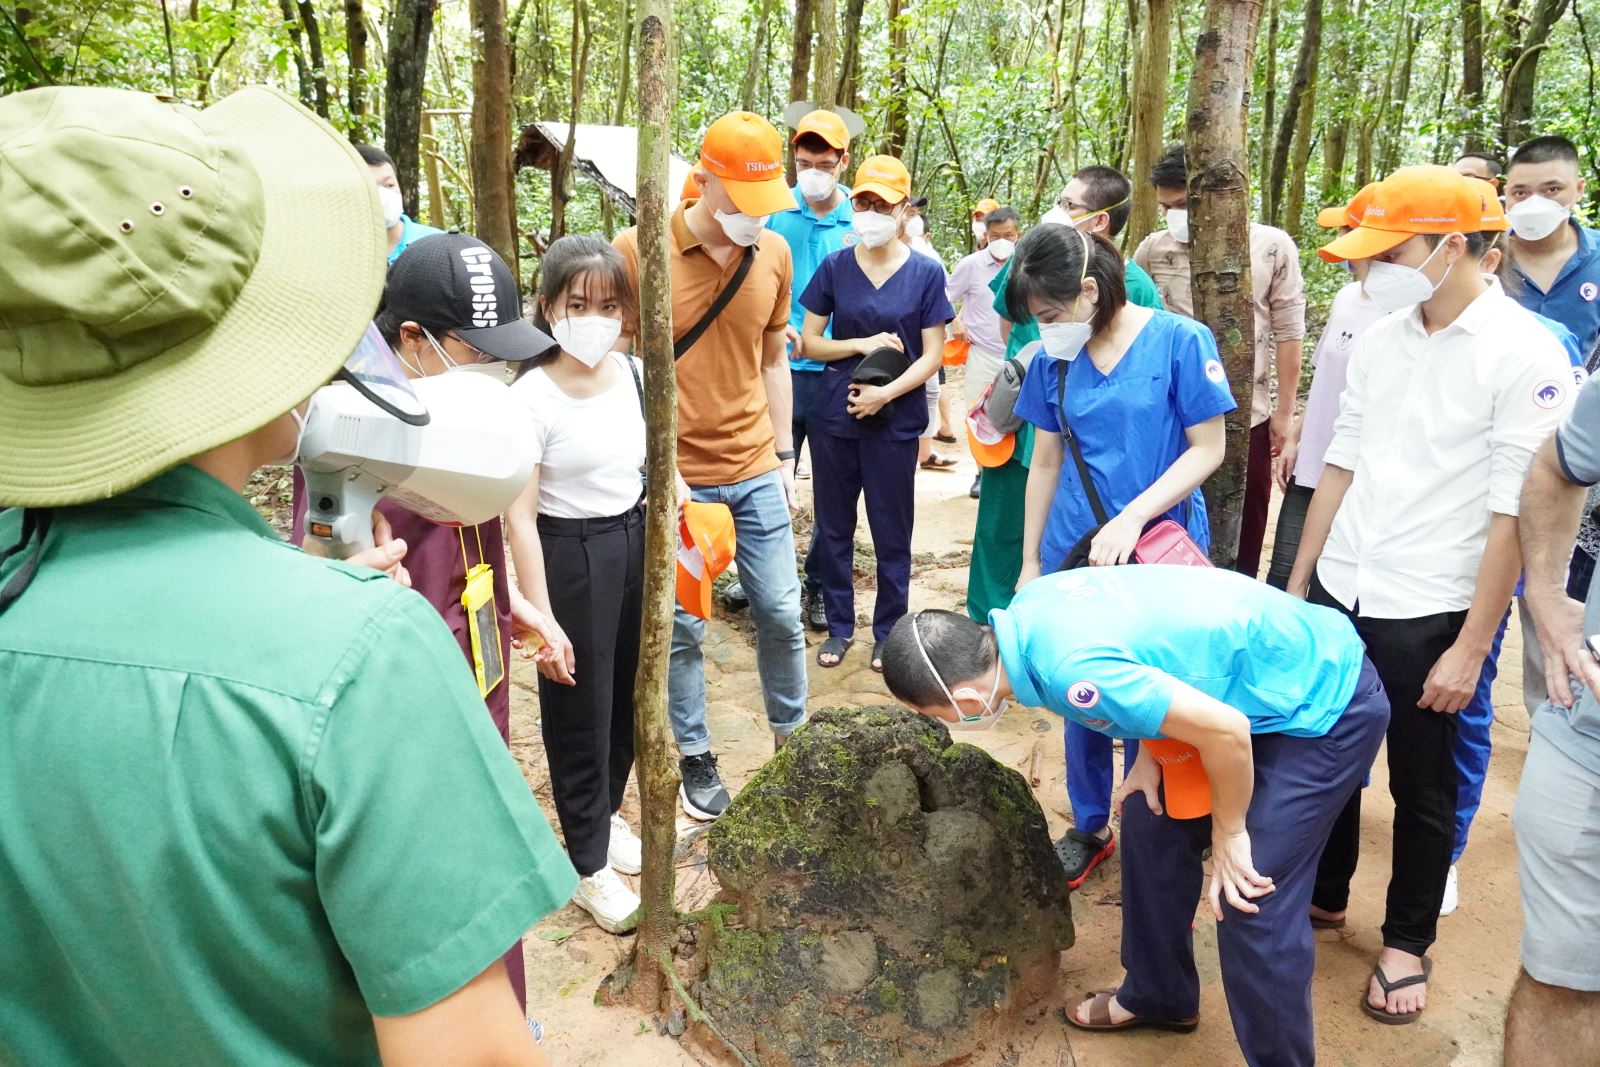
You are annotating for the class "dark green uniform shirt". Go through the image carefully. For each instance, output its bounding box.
[0,465,576,1065]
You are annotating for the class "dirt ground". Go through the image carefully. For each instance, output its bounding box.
[509,407,1530,1067]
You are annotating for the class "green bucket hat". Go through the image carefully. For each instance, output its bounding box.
[0,86,388,506]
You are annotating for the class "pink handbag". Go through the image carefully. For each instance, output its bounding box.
[1132,519,1214,568]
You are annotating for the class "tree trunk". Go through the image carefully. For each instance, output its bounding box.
[605,0,636,236]
[625,0,680,1016]
[837,0,867,109]
[1501,0,1573,146]
[739,0,771,111]
[1188,0,1264,568]
[1316,0,1352,203]
[296,1,331,118]
[1257,0,1278,219]
[346,0,369,139]
[1265,0,1322,228]
[1377,13,1420,175]
[1281,79,1317,236]
[884,0,910,156]
[812,0,839,105]
[470,0,519,272]
[549,0,590,243]
[384,0,437,219]
[1461,0,1486,149]
[422,110,450,228]
[277,0,314,108]
[1127,0,1174,250]
[790,0,816,106]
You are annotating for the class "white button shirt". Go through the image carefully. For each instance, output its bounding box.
[1317,286,1574,618]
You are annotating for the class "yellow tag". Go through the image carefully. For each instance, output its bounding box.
[461,562,505,698]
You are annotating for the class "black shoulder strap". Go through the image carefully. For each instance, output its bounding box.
[0,508,52,616]
[623,352,644,416]
[674,244,756,360]
[1056,361,1110,526]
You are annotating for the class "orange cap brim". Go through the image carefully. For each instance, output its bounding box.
[966,418,1016,468]
[1318,224,1414,263]
[793,125,848,150]
[721,174,797,217]
[675,559,713,620]
[1315,205,1348,229]
[852,182,908,206]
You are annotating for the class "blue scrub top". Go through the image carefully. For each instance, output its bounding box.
[993,567,1367,740]
[1513,220,1600,358]
[800,247,955,441]
[767,184,854,372]
[390,214,444,265]
[1012,310,1237,570]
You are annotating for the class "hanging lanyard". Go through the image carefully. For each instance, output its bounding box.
[458,525,504,698]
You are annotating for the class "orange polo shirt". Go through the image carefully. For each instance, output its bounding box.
[614,203,793,487]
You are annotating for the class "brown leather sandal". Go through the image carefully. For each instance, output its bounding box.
[1064,990,1200,1034]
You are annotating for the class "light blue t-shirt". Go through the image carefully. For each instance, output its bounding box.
[767,184,853,371]
[1012,310,1237,570]
[992,566,1367,740]
[1542,370,1600,774]
[390,213,444,265]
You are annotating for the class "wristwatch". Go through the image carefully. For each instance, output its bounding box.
[776,449,797,462]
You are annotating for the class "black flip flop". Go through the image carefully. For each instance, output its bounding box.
[934,433,958,444]
[1361,956,1432,1025]
[1064,990,1199,1034]
[817,636,852,669]
[920,455,958,470]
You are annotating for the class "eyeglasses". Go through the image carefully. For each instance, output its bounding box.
[445,333,496,365]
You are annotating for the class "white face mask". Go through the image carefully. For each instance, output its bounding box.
[911,612,1008,731]
[270,407,307,467]
[853,210,899,249]
[713,208,769,247]
[1039,319,1093,362]
[1362,239,1449,313]
[1507,194,1571,241]
[1164,208,1191,244]
[905,214,927,238]
[972,220,987,241]
[1039,205,1074,228]
[796,168,838,203]
[377,185,405,229]
[987,238,1016,262]
[552,315,623,369]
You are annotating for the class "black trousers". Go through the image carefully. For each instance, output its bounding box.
[1265,479,1314,590]
[537,506,645,877]
[1309,571,1465,956]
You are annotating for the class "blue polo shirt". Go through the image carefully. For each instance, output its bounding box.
[1513,219,1600,358]
[992,567,1367,741]
[390,213,444,265]
[767,184,853,372]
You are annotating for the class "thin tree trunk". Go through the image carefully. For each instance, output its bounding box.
[1317,0,1352,202]
[346,0,369,138]
[837,0,867,109]
[1188,0,1265,568]
[549,0,589,242]
[277,0,314,108]
[884,0,910,156]
[1501,0,1573,145]
[422,111,451,228]
[605,0,636,236]
[1265,0,1321,227]
[1031,0,1071,213]
[470,0,519,272]
[812,0,839,105]
[1257,0,1278,219]
[384,0,437,219]
[296,1,331,118]
[1127,0,1174,250]
[1462,0,1486,149]
[625,0,680,1015]
[1378,13,1420,174]
[739,0,771,111]
[791,0,816,106]
[1282,80,1317,235]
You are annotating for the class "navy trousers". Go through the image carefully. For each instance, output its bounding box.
[808,429,918,642]
[793,369,825,595]
[1064,722,1137,834]
[1116,659,1389,1067]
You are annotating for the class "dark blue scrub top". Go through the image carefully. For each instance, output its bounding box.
[1013,309,1237,571]
[800,246,955,440]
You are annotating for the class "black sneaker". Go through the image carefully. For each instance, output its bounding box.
[679,753,731,821]
[802,586,829,632]
[969,474,982,499]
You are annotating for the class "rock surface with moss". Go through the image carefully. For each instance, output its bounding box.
[697,705,1072,1066]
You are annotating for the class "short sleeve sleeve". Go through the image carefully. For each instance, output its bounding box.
[923,261,957,329]
[1167,318,1238,427]
[800,252,836,318]
[613,227,640,291]
[1322,333,1371,472]
[990,259,1016,321]
[1267,230,1306,341]
[1013,355,1063,433]
[1132,233,1156,273]
[309,594,578,1016]
[1557,372,1600,486]
[1049,647,1175,739]
[767,240,793,331]
[1489,333,1574,515]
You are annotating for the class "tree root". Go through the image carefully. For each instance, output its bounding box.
[655,949,759,1067]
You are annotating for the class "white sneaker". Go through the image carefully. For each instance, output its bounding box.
[1440,864,1460,916]
[571,867,640,934]
[607,813,642,875]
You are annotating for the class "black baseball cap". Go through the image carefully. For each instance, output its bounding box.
[384,231,557,362]
[909,195,929,208]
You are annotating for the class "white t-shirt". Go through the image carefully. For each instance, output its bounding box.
[513,352,647,520]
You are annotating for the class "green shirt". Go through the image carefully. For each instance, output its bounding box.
[0,465,577,1065]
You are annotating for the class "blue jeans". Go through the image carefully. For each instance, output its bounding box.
[669,469,807,755]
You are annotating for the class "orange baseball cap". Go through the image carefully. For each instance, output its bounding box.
[851,155,912,205]
[1319,165,1507,262]
[1315,181,1380,229]
[680,171,702,202]
[676,502,737,620]
[1143,738,1211,819]
[698,111,794,217]
[942,337,969,367]
[793,109,850,151]
[1466,176,1508,228]
[972,197,1001,219]
[966,389,1016,468]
